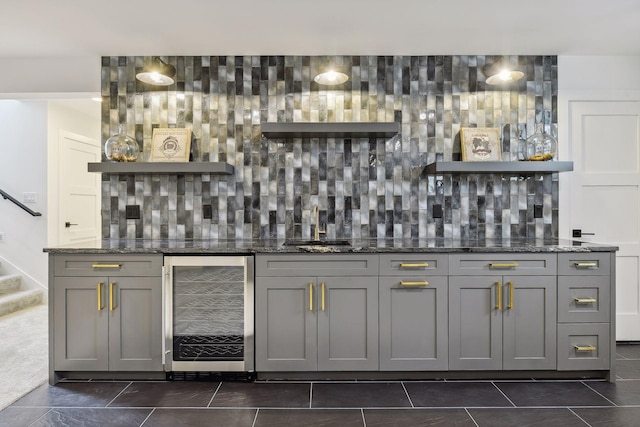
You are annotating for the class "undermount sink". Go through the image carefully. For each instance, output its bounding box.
[283,239,351,246]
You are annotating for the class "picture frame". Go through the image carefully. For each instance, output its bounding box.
[460,127,501,161]
[150,128,192,162]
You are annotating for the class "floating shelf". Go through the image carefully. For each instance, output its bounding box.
[425,161,574,174]
[261,122,400,138]
[88,162,235,175]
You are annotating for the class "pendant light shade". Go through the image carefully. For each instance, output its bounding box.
[136,57,176,86]
[483,58,524,86]
[314,69,349,86]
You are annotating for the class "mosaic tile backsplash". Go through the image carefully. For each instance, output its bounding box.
[101,55,558,241]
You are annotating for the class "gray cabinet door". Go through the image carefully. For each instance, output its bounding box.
[379,276,448,371]
[449,276,502,370]
[317,276,378,371]
[54,277,109,371]
[108,276,163,371]
[502,276,557,370]
[255,276,317,371]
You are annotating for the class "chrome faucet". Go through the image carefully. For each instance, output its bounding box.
[313,204,326,241]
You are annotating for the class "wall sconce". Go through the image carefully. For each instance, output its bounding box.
[314,69,349,86]
[483,58,524,86]
[136,57,176,86]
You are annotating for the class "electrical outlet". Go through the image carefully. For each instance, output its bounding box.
[432,204,443,219]
[202,205,213,219]
[0,232,5,242]
[534,205,543,218]
[125,205,141,219]
[23,192,37,203]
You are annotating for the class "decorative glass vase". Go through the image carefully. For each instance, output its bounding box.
[104,125,139,162]
[522,123,557,161]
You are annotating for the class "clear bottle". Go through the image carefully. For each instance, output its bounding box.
[523,122,557,161]
[104,125,140,162]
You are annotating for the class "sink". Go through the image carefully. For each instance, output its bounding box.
[283,239,351,246]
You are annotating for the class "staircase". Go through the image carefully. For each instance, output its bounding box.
[0,262,44,317]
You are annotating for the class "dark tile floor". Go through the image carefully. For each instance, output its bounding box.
[2,344,640,427]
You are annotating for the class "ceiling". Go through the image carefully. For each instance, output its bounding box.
[1,0,638,57]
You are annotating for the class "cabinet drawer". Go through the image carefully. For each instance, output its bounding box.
[558,276,611,323]
[52,255,162,277]
[557,323,610,371]
[256,254,378,277]
[558,253,611,276]
[449,254,557,276]
[379,254,448,276]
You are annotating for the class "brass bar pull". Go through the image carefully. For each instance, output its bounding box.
[575,297,597,304]
[574,345,597,352]
[495,282,502,310]
[321,282,326,311]
[508,281,514,310]
[92,263,122,269]
[399,262,429,268]
[575,262,598,268]
[109,283,115,311]
[309,283,313,311]
[400,281,429,286]
[97,282,103,311]
[489,263,519,268]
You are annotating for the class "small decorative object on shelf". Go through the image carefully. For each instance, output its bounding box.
[104,125,140,162]
[150,128,192,162]
[460,127,501,161]
[521,118,557,162]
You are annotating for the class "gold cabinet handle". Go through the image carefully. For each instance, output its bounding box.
[507,281,514,310]
[92,263,122,269]
[321,282,326,311]
[575,297,597,304]
[495,281,502,310]
[97,282,103,311]
[309,282,313,311]
[489,263,519,269]
[574,345,597,352]
[399,262,429,268]
[109,282,115,311]
[575,262,598,268]
[400,281,429,286]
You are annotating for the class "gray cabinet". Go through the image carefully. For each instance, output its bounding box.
[255,254,378,371]
[378,254,448,371]
[51,255,163,374]
[449,254,557,371]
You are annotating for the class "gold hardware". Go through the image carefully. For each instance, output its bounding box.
[109,283,115,311]
[399,262,429,268]
[321,282,325,311]
[309,282,313,311]
[575,262,598,268]
[92,263,122,269]
[575,297,597,304]
[508,281,514,310]
[496,282,502,310]
[97,282,103,311]
[574,345,597,352]
[489,263,519,268]
[400,281,429,286]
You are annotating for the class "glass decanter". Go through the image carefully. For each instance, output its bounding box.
[104,125,140,162]
[523,122,557,161]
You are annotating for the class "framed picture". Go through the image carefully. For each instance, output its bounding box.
[460,127,501,161]
[150,128,191,162]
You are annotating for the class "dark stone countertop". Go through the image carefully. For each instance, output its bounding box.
[43,238,618,255]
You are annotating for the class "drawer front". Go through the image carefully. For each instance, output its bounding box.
[558,253,611,276]
[557,323,610,371]
[379,254,448,276]
[256,254,378,277]
[52,254,163,277]
[449,254,557,276]
[558,276,611,323]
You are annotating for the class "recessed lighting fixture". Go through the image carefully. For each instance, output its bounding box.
[136,57,176,86]
[314,69,349,86]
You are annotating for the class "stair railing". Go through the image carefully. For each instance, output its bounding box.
[0,189,42,217]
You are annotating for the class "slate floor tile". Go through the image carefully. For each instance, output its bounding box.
[572,407,640,427]
[616,360,640,380]
[404,381,513,408]
[10,382,129,407]
[254,409,363,427]
[29,408,151,427]
[209,382,310,408]
[364,408,476,426]
[0,407,50,427]
[144,408,256,427]
[616,344,640,360]
[109,381,218,407]
[468,407,588,427]
[495,381,613,407]
[312,383,411,408]
[584,380,640,406]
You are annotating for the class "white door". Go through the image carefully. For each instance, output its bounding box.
[568,101,640,340]
[59,130,101,245]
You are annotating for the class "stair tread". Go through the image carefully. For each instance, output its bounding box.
[0,288,44,317]
[0,274,22,295]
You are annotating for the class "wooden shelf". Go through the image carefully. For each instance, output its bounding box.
[261,122,400,138]
[88,162,235,175]
[425,161,574,174]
